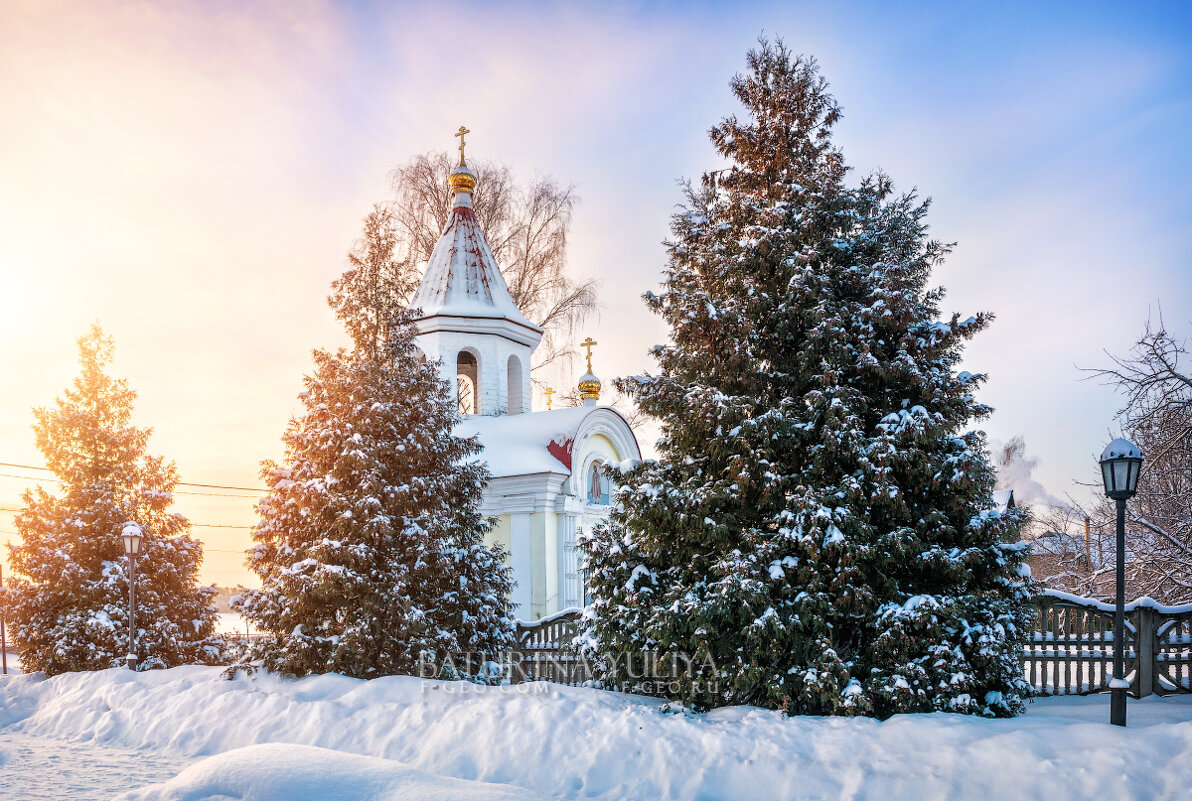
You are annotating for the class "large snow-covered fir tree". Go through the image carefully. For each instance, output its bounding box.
[236,206,513,679]
[6,325,221,675]
[582,40,1031,717]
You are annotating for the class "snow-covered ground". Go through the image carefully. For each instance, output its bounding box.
[1,666,1190,800]
[1,731,194,801]
[214,611,250,636]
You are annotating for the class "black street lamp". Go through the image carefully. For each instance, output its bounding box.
[120,522,144,671]
[1099,438,1143,727]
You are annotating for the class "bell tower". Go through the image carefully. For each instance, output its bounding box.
[408,129,542,416]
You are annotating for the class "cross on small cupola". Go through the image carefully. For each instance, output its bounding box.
[454,125,470,166]
[580,337,597,371]
[447,125,477,197]
[577,336,601,406]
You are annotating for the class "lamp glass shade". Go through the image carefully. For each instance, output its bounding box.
[1099,438,1143,500]
[120,527,143,556]
[1101,459,1115,495]
[1114,459,1130,493]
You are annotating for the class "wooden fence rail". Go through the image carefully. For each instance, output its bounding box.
[510,607,591,686]
[1026,590,1192,697]
[511,591,1192,697]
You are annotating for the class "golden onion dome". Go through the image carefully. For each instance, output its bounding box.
[578,371,601,401]
[448,165,477,194]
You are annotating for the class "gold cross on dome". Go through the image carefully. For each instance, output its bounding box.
[454,125,470,166]
[580,337,597,372]
[545,386,555,410]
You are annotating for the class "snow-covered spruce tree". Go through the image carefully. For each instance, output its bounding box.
[235,206,513,679]
[581,40,1031,717]
[6,325,220,675]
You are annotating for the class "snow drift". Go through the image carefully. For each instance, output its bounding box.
[2,666,1191,800]
[113,743,552,801]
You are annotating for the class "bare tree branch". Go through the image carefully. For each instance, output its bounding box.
[1047,315,1192,602]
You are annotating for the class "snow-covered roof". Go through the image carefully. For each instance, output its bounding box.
[992,489,1015,512]
[455,406,636,478]
[409,190,541,335]
[1028,529,1086,557]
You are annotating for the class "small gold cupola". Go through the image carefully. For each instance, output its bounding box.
[448,124,478,196]
[578,336,601,406]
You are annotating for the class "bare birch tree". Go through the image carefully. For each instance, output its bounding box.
[1093,317,1192,601]
[1037,317,1192,603]
[390,152,599,373]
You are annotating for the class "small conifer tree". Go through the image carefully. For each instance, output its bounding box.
[236,206,513,679]
[582,40,1031,717]
[7,325,220,674]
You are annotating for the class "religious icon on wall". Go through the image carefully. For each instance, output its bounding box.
[588,462,608,505]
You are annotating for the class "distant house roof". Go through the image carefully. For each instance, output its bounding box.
[1029,529,1086,558]
[992,489,1016,513]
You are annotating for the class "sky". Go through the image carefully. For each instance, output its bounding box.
[1,0,1189,589]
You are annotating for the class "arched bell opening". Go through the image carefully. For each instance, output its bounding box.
[457,350,479,415]
[507,354,524,414]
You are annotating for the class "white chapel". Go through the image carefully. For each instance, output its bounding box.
[408,130,641,620]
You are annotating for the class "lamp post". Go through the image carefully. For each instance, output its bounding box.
[1099,438,1143,727]
[120,522,144,671]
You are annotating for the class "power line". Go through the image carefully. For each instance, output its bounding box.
[0,537,247,555]
[0,472,60,483]
[176,481,268,493]
[0,521,254,530]
[174,490,263,499]
[0,462,262,532]
[0,477,261,501]
[0,462,268,493]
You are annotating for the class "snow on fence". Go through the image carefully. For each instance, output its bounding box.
[511,591,1192,697]
[1027,590,1192,698]
[510,607,592,686]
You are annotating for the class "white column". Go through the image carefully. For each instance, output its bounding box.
[557,513,581,608]
[521,352,533,415]
[479,343,504,415]
[509,512,532,617]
